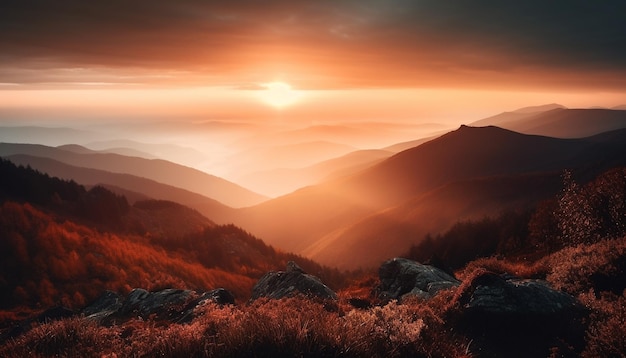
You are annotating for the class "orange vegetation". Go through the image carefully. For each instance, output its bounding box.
[0,201,255,309]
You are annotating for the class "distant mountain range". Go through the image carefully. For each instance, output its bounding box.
[0,159,338,309]
[4,154,235,224]
[238,149,393,197]
[0,143,266,208]
[2,106,626,270]
[230,124,626,269]
[471,107,626,138]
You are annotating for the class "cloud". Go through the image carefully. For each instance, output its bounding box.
[1,1,625,90]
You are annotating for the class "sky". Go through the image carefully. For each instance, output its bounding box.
[1,0,625,127]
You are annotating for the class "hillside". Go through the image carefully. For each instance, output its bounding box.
[232,126,626,268]
[0,159,341,310]
[0,143,267,208]
[470,103,565,127]
[4,154,237,224]
[3,164,625,357]
[238,149,393,197]
[305,173,563,269]
[472,108,626,138]
[223,141,357,193]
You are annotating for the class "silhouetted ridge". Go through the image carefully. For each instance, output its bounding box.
[0,142,267,208]
[0,159,346,311]
[233,125,626,269]
[472,108,626,138]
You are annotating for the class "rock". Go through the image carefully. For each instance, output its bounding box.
[83,290,122,321]
[378,258,460,300]
[197,288,236,306]
[136,289,194,318]
[175,288,237,323]
[286,260,305,273]
[83,287,235,324]
[118,288,150,315]
[456,272,588,357]
[251,263,337,300]
[460,272,582,315]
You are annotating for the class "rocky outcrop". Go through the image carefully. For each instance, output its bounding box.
[456,272,588,357]
[458,272,582,315]
[378,258,460,300]
[2,287,235,340]
[83,290,122,321]
[251,262,337,300]
[83,287,234,324]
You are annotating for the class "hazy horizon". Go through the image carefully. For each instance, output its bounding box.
[2,1,626,196]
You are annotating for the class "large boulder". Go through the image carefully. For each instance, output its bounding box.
[83,287,235,324]
[459,272,582,315]
[456,272,588,357]
[251,261,337,300]
[378,258,460,300]
[83,290,123,321]
[119,288,194,319]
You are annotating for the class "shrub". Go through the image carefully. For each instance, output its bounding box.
[547,237,626,294]
[0,317,121,357]
[1,296,472,358]
[457,256,548,281]
[579,291,626,358]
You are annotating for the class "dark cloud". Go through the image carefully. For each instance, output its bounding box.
[1,0,625,89]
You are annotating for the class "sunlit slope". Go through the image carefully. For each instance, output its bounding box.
[4,154,236,224]
[233,126,626,267]
[472,108,626,138]
[0,159,337,308]
[0,143,267,208]
[238,149,393,197]
[304,173,563,269]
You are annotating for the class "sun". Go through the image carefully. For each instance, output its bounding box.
[258,81,302,109]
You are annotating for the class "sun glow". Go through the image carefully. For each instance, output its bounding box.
[258,81,302,109]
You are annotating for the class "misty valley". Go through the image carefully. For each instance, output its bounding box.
[0,106,625,357]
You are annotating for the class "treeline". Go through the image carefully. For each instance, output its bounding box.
[0,159,347,310]
[0,159,129,228]
[407,167,626,270]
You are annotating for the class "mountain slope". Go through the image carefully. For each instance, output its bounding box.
[232,126,626,267]
[0,143,267,208]
[0,159,341,310]
[470,103,565,127]
[472,108,626,138]
[0,126,105,147]
[224,141,356,177]
[4,154,236,224]
[304,173,563,269]
[238,149,393,197]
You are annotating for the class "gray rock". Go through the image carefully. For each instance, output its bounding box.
[252,263,337,300]
[461,273,581,315]
[378,258,460,300]
[456,272,588,357]
[83,290,122,321]
[197,288,235,306]
[83,287,235,324]
[137,289,194,318]
[119,288,150,315]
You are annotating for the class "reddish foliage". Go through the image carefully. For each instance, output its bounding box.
[0,201,256,310]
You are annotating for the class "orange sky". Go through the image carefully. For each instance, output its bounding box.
[1,1,625,126]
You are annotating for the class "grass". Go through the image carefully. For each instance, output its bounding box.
[1,296,470,358]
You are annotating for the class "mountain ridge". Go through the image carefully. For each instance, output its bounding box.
[230,125,626,268]
[4,154,237,224]
[0,142,267,208]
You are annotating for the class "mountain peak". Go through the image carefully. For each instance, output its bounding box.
[454,124,513,135]
[511,103,566,114]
